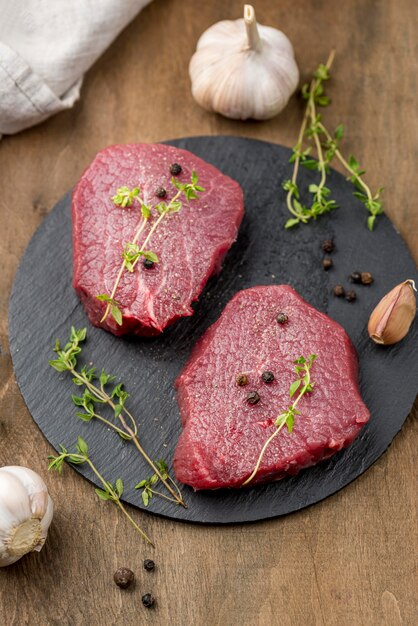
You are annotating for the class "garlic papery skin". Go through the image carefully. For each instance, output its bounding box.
[189,4,299,121]
[0,466,53,567]
[368,279,417,345]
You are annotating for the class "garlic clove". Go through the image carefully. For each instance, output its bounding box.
[189,5,299,121]
[0,471,32,527]
[38,495,54,551]
[2,466,50,519]
[368,279,417,345]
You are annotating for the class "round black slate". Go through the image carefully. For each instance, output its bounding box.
[8,136,417,524]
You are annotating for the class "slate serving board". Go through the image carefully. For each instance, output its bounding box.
[9,136,417,524]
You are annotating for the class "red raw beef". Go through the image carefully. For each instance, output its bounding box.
[174,285,370,489]
[72,144,244,336]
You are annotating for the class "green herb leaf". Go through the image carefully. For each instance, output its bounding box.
[141,204,151,219]
[112,186,141,208]
[367,215,376,231]
[111,304,123,326]
[76,436,88,456]
[285,218,301,229]
[143,250,159,263]
[116,478,124,497]
[285,412,295,432]
[95,488,112,501]
[289,380,301,397]
[49,359,69,372]
[72,395,84,406]
[76,412,94,422]
[334,124,344,141]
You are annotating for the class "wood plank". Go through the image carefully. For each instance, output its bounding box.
[0,1,416,624]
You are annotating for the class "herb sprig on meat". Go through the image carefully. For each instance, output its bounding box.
[243,354,317,486]
[97,172,204,325]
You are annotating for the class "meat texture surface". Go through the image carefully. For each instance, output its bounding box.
[174,285,370,489]
[72,144,244,335]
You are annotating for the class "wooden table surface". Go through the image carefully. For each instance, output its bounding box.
[0,1,416,624]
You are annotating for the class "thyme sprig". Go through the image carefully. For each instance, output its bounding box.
[135,460,178,507]
[283,51,383,231]
[49,326,186,508]
[243,355,317,486]
[98,172,204,325]
[48,436,154,546]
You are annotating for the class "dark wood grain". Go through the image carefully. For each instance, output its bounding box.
[0,1,416,625]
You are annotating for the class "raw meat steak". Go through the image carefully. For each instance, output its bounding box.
[72,144,244,336]
[174,285,370,489]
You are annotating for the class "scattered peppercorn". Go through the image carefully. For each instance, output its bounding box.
[144,559,155,572]
[261,371,274,384]
[113,567,135,589]
[322,257,333,271]
[236,373,249,387]
[333,284,345,297]
[142,593,155,608]
[322,239,335,253]
[346,290,357,302]
[246,391,260,405]
[349,272,362,284]
[170,163,182,175]
[143,258,155,269]
[155,186,167,198]
[361,272,374,285]
[276,312,288,324]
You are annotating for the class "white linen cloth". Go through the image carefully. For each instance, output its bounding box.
[0,0,153,135]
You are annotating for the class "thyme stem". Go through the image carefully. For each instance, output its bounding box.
[85,458,154,546]
[285,50,335,223]
[318,122,375,206]
[101,217,148,322]
[48,443,154,546]
[50,327,187,509]
[71,368,186,507]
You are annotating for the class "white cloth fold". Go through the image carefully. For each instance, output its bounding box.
[0,0,153,135]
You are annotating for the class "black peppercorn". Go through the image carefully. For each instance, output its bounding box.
[144,559,155,572]
[170,163,182,175]
[322,239,335,253]
[276,312,288,324]
[143,258,155,269]
[349,272,362,284]
[333,284,345,297]
[113,567,135,589]
[155,186,167,198]
[261,371,274,384]
[346,289,357,302]
[322,257,333,271]
[361,272,374,285]
[142,593,155,608]
[236,373,249,387]
[246,391,260,405]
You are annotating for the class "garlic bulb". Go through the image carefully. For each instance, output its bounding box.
[189,5,299,120]
[0,466,53,567]
[368,279,417,345]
